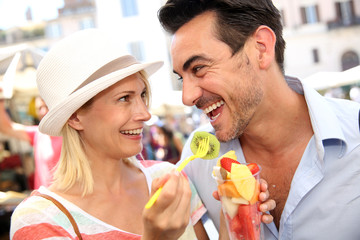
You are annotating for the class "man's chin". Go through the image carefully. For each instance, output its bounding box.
[214,130,233,143]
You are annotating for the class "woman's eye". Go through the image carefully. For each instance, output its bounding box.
[141,91,147,99]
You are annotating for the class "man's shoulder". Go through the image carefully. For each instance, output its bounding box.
[304,84,360,136]
[324,97,360,130]
[331,98,359,114]
[315,96,360,154]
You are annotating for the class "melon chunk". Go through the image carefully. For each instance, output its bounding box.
[218,181,241,198]
[221,196,238,219]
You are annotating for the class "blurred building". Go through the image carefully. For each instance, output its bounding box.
[94,0,360,101]
[274,0,360,78]
[0,0,190,129]
[1,0,360,120]
[95,0,178,111]
[45,0,96,47]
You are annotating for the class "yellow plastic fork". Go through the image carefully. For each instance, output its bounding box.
[145,136,210,209]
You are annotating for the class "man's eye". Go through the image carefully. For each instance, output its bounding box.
[192,65,205,75]
[119,96,129,102]
[193,66,202,72]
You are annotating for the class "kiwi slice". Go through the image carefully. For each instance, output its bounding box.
[190,131,220,159]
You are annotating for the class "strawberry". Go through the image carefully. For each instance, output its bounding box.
[247,163,260,175]
[220,157,240,172]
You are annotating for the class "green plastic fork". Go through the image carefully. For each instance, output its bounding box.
[145,136,210,209]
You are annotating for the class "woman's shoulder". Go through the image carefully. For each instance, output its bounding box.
[10,190,61,238]
[138,160,176,178]
[11,190,54,219]
[139,160,175,169]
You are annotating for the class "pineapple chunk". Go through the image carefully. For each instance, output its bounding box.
[231,197,249,205]
[231,164,256,201]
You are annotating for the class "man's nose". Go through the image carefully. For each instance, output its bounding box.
[182,78,202,106]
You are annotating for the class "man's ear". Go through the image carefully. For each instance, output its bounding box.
[253,25,276,70]
[67,112,84,131]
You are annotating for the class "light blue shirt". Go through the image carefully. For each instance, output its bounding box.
[179,77,360,239]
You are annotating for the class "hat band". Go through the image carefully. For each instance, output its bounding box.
[73,55,139,93]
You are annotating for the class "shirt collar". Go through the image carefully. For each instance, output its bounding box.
[286,76,347,159]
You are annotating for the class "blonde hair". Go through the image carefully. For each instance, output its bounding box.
[52,71,151,196]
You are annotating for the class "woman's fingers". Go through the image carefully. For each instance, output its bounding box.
[150,173,171,192]
[166,172,191,229]
[142,170,191,240]
[155,170,183,209]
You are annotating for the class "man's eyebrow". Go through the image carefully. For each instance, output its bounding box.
[173,55,210,76]
[182,55,209,71]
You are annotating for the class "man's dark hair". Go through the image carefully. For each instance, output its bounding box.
[158,0,286,73]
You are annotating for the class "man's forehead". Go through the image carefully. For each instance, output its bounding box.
[170,20,214,67]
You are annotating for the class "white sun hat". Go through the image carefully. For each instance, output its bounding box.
[36,28,163,136]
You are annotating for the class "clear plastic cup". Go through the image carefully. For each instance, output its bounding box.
[213,164,262,240]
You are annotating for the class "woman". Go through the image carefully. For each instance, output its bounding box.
[0,93,62,190]
[10,29,274,239]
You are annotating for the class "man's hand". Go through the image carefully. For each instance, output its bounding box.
[258,179,276,223]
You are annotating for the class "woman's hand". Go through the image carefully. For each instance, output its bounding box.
[142,170,191,240]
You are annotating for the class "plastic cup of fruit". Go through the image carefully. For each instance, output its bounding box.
[213,164,262,240]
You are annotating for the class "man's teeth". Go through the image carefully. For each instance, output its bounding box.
[204,100,224,114]
[120,129,143,135]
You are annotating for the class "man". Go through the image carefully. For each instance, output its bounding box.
[158,0,360,239]
[0,92,62,189]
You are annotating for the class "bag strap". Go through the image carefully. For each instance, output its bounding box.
[358,109,360,132]
[37,193,83,240]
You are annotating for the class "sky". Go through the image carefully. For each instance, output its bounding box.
[0,0,64,30]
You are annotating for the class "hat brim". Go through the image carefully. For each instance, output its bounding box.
[39,60,163,136]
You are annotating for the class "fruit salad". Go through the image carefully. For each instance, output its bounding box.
[213,151,261,240]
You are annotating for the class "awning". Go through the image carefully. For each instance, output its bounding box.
[301,65,360,90]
